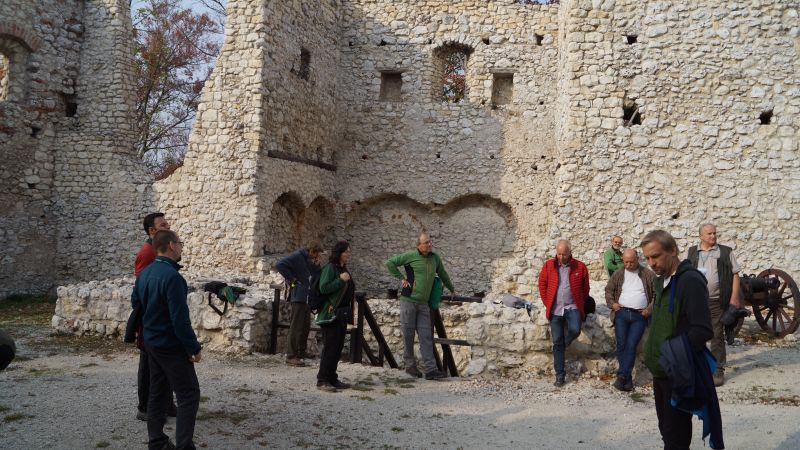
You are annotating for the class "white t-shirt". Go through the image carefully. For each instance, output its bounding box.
[618,269,648,309]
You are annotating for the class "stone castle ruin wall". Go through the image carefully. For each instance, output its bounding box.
[0,0,153,298]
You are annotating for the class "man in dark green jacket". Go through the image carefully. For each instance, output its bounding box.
[603,236,624,278]
[385,232,454,380]
[641,230,714,450]
[132,230,202,450]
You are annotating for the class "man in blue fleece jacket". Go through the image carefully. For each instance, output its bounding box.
[132,230,202,450]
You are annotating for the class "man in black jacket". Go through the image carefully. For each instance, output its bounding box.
[686,223,742,386]
[642,230,715,450]
[275,242,323,367]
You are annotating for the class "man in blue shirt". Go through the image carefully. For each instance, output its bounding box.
[132,230,202,450]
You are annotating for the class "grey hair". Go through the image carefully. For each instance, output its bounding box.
[555,239,572,252]
[699,223,716,235]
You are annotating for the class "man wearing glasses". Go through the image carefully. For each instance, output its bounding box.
[385,231,455,380]
[132,230,202,450]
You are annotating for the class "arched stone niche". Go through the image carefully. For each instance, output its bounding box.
[344,193,516,297]
[0,24,39,103]
[264,192,336,255]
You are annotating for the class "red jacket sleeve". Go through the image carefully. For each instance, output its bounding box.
[537,262,549,303]
[134,243,156,278]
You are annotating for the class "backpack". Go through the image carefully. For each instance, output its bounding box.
[307,264,329,313]
[203,281,247,316]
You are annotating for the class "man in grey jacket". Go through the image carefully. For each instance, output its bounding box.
[276,242,323,367]
[605,249,655,391]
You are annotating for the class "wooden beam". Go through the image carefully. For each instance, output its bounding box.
[267,150,337,172]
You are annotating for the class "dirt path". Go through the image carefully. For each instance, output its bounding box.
[1,302,798,449]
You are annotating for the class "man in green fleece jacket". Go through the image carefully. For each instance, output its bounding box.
[641,230,714,450]
[385,232,454,380]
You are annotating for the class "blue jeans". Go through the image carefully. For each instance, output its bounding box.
[550,308,582,377]
[614,308,648,378]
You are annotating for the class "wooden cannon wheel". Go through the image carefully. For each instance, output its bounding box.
[750,269,799,338]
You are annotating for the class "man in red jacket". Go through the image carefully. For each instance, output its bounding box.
[538,239,590,387]
[134,212,176,421]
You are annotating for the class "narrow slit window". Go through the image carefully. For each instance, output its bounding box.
[298,47,310,80]
[434,44,473,104]
[0,52,10,101]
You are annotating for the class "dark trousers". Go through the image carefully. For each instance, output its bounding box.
[317,318,346,384]
[613,308,647,378]
[549,308,582,377]
[138,349,175,412]
[288,302,311,358]
[653,377,692,450]
[146,345,200,450]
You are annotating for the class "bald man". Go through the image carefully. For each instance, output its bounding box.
[604,249,655,391]
[538,239,590,387]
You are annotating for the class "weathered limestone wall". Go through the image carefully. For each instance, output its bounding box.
[53,277,277,354]
[554,0,800,276]
[338,0,561,297]
[0,0,151,298]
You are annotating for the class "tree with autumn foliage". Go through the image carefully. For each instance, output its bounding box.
[132,0,221,179]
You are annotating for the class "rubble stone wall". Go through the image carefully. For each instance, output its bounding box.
[0,0,151,298]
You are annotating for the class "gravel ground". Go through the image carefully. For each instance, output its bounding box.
[1,303,799,449]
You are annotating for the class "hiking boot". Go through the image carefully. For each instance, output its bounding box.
[424,369,448,380]
[613,376,626,392]
[405,366,423,378]
[623,377,634,392]
[331,380,351,390]
[157,440,176,450]
[167,403,177,418]
[316,382,337,393]
[136,409,147,421]
[286,357,306,367]
[713,369,725,387]
[554,375,565,388]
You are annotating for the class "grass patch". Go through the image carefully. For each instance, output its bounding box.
[0,295,56,327]
[351,385,374,392]
[80,363,99,368]
[0,405,10,413]
[199,396,210,403]
[354,395,374,401]
[391,426,404,432]
[27,367,65,377]
[196,408,249,424]
[398,383,415,389]
[95,442,110,448]
[4,412,33,423]
[399,413,411,419]
[383,388,398,395]
[630,392,648,403]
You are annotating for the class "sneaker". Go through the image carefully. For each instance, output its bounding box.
[623,377,634,392]
[554,375,565,387]
[713,369,725,387]
[613,376,626,392]
[136,409,147,421]
[286,357,306,367]
[331,380,351,390]
[167,403,177,418]
[316,382,337,393]
[405,366,423,378]
[424,370,448,380]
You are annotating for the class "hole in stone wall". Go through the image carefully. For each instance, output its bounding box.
[0,52,9,101]
[378,39,387,46]
[61,94,78,117]
[379,72,403,102]
[482,37,490,45]
[626,34,638,44]
[361,154,368,160]
[30,126,40,138]
[623,100,642,126]
[759,109,773,125]
[433,43,473,103]
[671,212,680,219]
[436,152,441,158]
[298,47,311,80]
[491,73,514,107]
[534,34,544,46]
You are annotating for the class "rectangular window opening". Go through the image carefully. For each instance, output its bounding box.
[379,72,403,102]
[491,73,514,107]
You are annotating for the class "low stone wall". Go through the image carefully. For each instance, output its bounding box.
[53,277,279,354]
[53,276,637,378]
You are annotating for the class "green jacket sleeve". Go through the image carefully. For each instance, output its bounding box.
[319,264,343,295]
[436,255,454,292]
[602,248,614,270]
[385,252,412,280]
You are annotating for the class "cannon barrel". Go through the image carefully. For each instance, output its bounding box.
[740,273,780,294]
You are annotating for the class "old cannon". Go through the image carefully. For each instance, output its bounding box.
[740,269,799,338]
